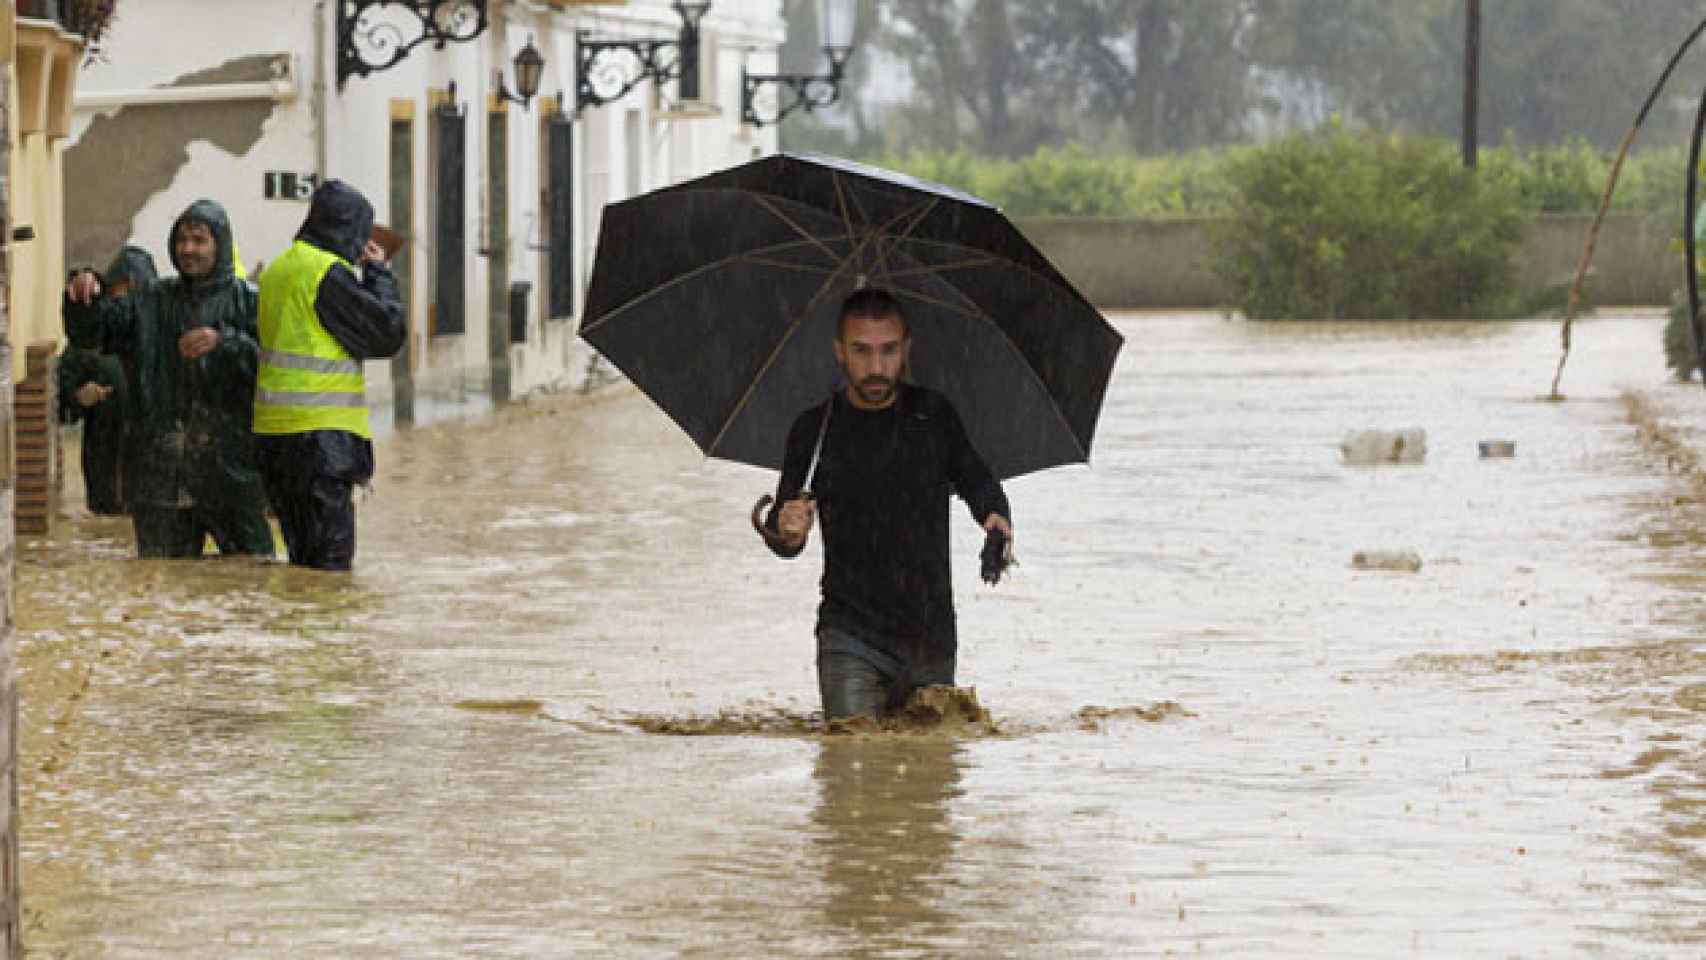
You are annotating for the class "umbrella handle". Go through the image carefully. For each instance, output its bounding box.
[751,494,787,549]
[752,492,816,549]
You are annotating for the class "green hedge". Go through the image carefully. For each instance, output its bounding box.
[874,144,1244,218]
[875,139,1688,219]
[1209,125,1530,320]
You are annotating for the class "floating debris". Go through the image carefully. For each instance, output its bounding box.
[1478,440,1517,458]
[1341,428,1427,465]
[453,698,546,715]
[1351,550,1423,573]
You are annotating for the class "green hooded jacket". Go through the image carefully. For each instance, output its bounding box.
[63,200,266,512]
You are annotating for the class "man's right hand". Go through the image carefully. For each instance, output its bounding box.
[74,382,111,407]
[777,497,817,547]
[66,270,101,305]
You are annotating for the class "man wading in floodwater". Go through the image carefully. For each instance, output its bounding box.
[760,289,1013,722]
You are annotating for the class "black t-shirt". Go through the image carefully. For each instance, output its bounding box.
[767,384,1009,666]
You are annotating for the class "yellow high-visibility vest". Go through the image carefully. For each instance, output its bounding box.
[254,240,370,438]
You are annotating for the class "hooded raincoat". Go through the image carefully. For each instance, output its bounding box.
[56,247,156,515]
[58,345,127,513]
[255,179,405,571]
[63,200,273,556]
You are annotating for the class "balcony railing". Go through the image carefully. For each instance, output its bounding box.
[16,0,61,22]
[21,1,114,38]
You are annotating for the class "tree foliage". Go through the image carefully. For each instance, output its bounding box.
[780,0,1706,158]
[1209,124,1530,320]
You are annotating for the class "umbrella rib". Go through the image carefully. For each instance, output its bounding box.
[876,199,939,286]
[861,198,940,287]
[880,198,943,283]
[738,256,840,276]
[882,256,1002,278]
[752,195,841,262]
[885,286,1092,464]
[580,237,841,336]
[833,172,857,250]
[878,236,1104,319]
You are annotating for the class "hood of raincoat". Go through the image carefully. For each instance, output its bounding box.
[167,198,238,289]
[296,179,374,265]
[103,245,158,289]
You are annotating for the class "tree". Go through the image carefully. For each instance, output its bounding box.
[1252,0,1706,150]
[878,0,1068,156]
[1020,0,1262,153]
[794,0,1706,162]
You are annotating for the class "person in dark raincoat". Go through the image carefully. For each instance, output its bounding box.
[254,179,404,571]
[57,344,127,515]
[761,289,1014,722]
[56,247,154,515]
[63,199,274,558]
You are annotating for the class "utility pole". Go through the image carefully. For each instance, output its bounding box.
[1463,0,1481,168]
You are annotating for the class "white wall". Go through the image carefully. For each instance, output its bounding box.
[70,4,318,280]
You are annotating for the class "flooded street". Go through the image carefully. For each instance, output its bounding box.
[17,310,1706,956]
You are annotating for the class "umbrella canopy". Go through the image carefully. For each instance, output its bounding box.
[580,152,1123,480]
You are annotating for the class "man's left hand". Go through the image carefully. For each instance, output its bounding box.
[981,513,1015,585]
[178,327,221,359]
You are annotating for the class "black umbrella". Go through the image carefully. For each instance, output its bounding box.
[580,152,1123,482]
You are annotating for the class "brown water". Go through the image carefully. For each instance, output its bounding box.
[18,311,1706,956]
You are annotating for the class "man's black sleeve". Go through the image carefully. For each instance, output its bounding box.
[762,406,820,558]
[315,261,406,360]
[944,402,1010,526]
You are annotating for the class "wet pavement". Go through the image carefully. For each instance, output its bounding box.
[17,310,1706,956]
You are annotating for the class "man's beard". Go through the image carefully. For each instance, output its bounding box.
[854,376,895,405]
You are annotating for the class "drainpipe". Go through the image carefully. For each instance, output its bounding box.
[487,2,512,405]
[313,0,328,180]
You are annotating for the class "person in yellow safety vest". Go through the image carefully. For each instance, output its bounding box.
[254,179,404,571]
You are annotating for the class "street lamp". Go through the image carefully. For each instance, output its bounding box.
[495,34,546,109]
[576,1,713,112]
[742,0,856,127]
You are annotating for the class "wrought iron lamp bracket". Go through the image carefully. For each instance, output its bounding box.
[338,0,490,89]
[741,60,847,127]
[575,32,683,111]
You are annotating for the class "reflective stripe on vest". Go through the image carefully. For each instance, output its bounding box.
[254,240,371,438]
[256,388,368,408]
[260,348,360,376]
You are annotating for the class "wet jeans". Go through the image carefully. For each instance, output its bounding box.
[816,625,955,720]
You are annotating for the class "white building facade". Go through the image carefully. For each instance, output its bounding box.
[64,0,786,426]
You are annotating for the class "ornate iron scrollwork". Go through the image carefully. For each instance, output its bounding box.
[576,33,683,110]
[574,3,710,111]
[741,54,850,127]
[338,0,490,88]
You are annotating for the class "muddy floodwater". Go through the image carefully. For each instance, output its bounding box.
[17,311,1706,956]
